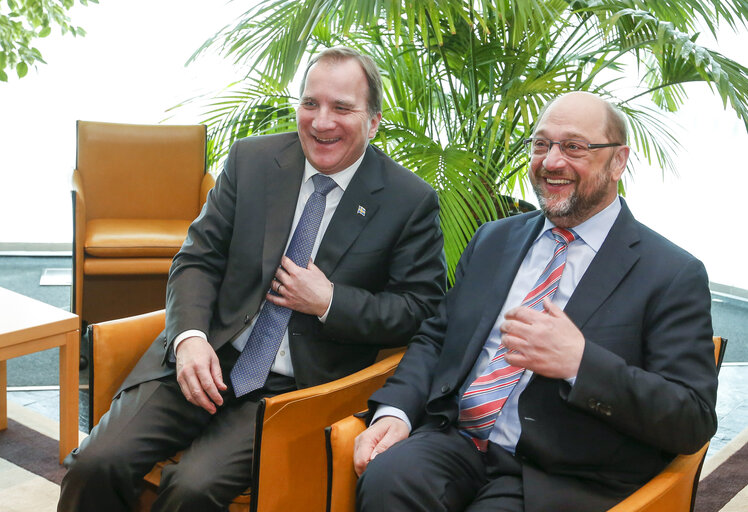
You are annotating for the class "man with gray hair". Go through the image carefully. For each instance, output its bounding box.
[59,46,446,511]
[354,91,717,511]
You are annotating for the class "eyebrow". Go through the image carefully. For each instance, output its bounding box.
[300,95,357,109]
[534,130,591,140]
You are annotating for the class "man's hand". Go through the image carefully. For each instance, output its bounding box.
[175,336,227,414]
[500,298,585,379]
[265,256,333,317]
[353,416,409,476]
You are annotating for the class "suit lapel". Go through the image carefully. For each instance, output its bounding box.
[261,140,305,286]
[564,200,641,329]
[314,145,382,275]
[451,213,546,378]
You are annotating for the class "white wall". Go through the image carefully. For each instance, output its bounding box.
[0,0,246,243]
[1,3,746,289]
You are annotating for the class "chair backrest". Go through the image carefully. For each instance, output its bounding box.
[76,121,207,220]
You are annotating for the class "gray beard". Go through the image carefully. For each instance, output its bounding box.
[532,168,611,225]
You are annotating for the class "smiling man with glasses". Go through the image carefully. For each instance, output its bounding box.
[354,91,717,512]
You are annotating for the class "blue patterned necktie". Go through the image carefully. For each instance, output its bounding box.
[458,227,578,450]
[230,173,338,397]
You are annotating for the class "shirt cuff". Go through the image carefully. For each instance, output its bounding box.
[173,329,208,356]
[371,405,412,432]
[317,283,334,323]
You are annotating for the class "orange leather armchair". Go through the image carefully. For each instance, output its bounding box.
[324,337,727,512]
[88,310,404,512]
[72,121,214,326]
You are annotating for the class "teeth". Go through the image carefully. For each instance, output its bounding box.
[547,178,571,185]
[315,136,340,143]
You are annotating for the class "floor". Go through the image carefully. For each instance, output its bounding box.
[2,255,748,459]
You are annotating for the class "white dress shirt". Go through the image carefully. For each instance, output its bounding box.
[374,196,622,453]
[173,152,365,377]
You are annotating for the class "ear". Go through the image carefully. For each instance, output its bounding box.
[367,112,382,139]
[609,145,629,181]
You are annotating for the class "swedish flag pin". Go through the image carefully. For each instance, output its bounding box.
[356,205,366,217]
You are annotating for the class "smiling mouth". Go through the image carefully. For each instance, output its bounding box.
[546,178,572,185]
[313,136,340,144]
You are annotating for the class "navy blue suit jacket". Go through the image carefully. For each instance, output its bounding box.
[368,199,717,511]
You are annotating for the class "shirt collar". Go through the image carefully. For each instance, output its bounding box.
[303,150,366,192]
[540,196,622,252]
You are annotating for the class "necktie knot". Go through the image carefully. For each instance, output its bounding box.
[551,227,578,246]
[312,173,337,196]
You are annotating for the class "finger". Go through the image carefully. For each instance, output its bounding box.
[280,256,301,273]
[197,366,223,410]
[274,265,290,284]
[266,291,291,308]
[184,373,214,413]
[505,349,529,368]
[211,354,227,392]
[354,429,379,476]
[543,298,564,317]
[176,372,195,405]
[500,319,533,343]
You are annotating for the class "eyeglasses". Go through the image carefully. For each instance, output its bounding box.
[524,137,622,159]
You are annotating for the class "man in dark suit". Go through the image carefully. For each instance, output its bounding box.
[354,91,717,512]
[59,46,446,511]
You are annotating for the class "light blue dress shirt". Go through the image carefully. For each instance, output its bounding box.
[374,196,622,453]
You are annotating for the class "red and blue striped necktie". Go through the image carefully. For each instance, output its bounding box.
[458,227,579,451]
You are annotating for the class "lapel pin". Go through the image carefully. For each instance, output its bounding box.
[356,205,366,217]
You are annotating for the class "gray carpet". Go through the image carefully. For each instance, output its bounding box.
[0,256,72,387]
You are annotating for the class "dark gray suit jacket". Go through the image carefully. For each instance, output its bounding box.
[122,132,446,392]
[368,199,717,511]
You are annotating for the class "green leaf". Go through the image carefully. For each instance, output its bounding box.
[182,0,748,274]
[0,69,8,82]
[16,61,28,78]
[39,26,51,38]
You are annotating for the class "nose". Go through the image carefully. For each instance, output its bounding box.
[312,106,335,131]
[542,142,566,171]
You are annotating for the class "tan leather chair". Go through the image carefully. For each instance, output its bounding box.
[72,121,213,326]
[324,337,727,512]
[88,310,405,512]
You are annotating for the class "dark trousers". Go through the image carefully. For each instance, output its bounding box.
[356,427,524,512]
[58,345,296,512]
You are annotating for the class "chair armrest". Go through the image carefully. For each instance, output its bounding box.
[90,309,166,427]
[607,444,708,512]
[252,351,403,512]
[325,414,367,512]
[200,172,216,208]
[72,169,86,317]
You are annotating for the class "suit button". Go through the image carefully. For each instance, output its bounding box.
[441,384,451,394]
[587,398,599,411]
[244,314,251,324]
[599,404,612,416]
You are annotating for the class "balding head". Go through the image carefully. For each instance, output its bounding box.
[535,92,627,145]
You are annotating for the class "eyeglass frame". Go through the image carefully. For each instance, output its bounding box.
[523,137,623,159]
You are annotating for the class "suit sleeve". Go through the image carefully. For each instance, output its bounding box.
[364,224,482,426]
[164,144,239,346]
[321,185,447,347]
[567,257,717,454]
